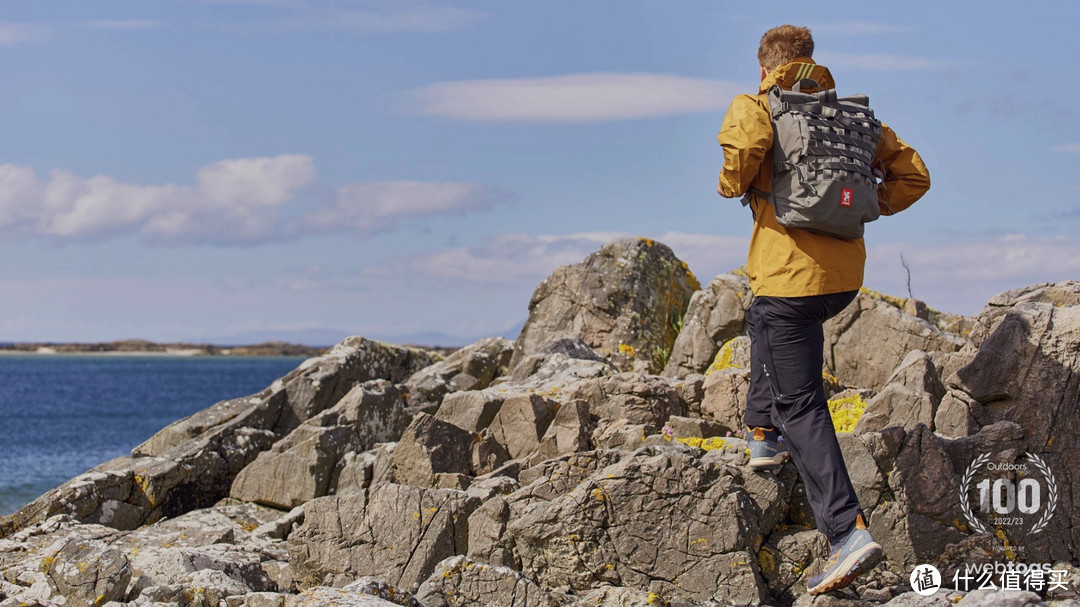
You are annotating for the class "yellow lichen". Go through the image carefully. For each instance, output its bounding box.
[757,547,776,574]
[618,343,637,358]
[828,393,868,433]
[592,487,607,502]
[639,237,655,247]
[677,437,727,451]
[705,338,741,376]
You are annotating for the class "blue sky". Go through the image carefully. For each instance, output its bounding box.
[0,0,1077,344]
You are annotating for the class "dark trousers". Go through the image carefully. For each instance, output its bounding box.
[743,290,862,543]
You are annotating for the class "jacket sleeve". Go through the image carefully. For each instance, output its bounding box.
[875,123,930,215]
[717,95,772,198]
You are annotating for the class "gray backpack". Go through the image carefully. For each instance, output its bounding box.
[744,79,883,240]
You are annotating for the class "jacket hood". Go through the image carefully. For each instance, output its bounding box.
[759,57,835,93]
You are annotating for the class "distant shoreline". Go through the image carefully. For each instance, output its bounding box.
[0,340,327,358]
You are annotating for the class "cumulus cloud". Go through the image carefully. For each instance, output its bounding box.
[411,73,745,123]
[815,52,961,71]
[304,181,513,235]
[0,156,504,245]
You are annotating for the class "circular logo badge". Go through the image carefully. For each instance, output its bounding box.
[959,452,1058,536]
[910,564,941,596]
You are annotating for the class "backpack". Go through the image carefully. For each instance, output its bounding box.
[743,79,884,240]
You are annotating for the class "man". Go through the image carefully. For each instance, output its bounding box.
[716,25,930,595]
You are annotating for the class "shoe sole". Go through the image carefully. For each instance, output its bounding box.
[749,452,790,469]
[807,542,883,596]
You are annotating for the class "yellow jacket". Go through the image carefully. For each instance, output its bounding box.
[717,58,930,297]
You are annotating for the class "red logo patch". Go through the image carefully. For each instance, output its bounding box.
[840,188,854,207]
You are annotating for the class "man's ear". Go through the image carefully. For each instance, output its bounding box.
[760,66,767,82]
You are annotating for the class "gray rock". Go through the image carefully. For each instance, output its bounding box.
[509,238,700,374]
[285,586,407,607]
[562,373,686,433]
[824,290,966,392]
[435,391,505,433]
[509,338,614,384]
[471,429,511,477]
[856,351,944,434]
[3,338,433,537]
[505,446,774,605]
[404,337,512,408]
[533,400,594,464]
[231,380,411,508]
[486,395,559,461]
[663,273,753,379]
[44,539,131,607]
[414,555,563,607]
[699,368,750,436]
[390,414,475,488]
[757,528,828,605]
[286,484,481,592]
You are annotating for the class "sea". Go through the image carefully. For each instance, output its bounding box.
[0,354,308,516]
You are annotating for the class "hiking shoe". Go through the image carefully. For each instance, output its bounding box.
[807,514,883,595]
[745,426,789,470]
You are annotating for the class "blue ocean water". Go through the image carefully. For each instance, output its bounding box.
[0,355,306,516]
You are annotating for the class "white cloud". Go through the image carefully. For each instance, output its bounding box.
[815,52,961,71]
[78,20,169,31]
[0,156,504,245]
[363,231,748,285]
[411,73,746,123]
[867,234,1080,314]
[0,22,51,46]
[1052,142,1080,153]
[304,181,512,235]
[809,22,913,36]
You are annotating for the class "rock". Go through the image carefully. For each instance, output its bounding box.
[699,368,750,436]
[533,400,594,464]
[435,391,505,433]
[948,287,1080,561]
[509,238,700,374]
[390,414,475,488]
[757,528,828,605]
[824,290,966,392]
[486,395,559,461]
[855,351,945,434]
[932,390,982,439]
[663,273,753,379]
[231,380,411,509]
[404,337,513,409]
[563,373,686,433]
[509,338,614,384]
[285,586,410,607]
[2,337,434,537]
[662,415,727,440]
[286,484,481,592]
[414,555,563,607]
[505,446,776,605]
[44,539,131,607]
[673,374,706,417]
[471,429,512,477]
[332,450,378,496]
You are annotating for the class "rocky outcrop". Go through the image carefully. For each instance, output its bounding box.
[230,380,412,508]
[5,242,1080,607]
[824,290,967,391]
[509,238,700,374]
[1,338,434,538]
[404,337,513,410]
[662,272,752,379]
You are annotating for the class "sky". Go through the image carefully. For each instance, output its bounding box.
[0,0,1077,344]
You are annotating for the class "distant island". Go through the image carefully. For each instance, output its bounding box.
[0,339,327,357]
